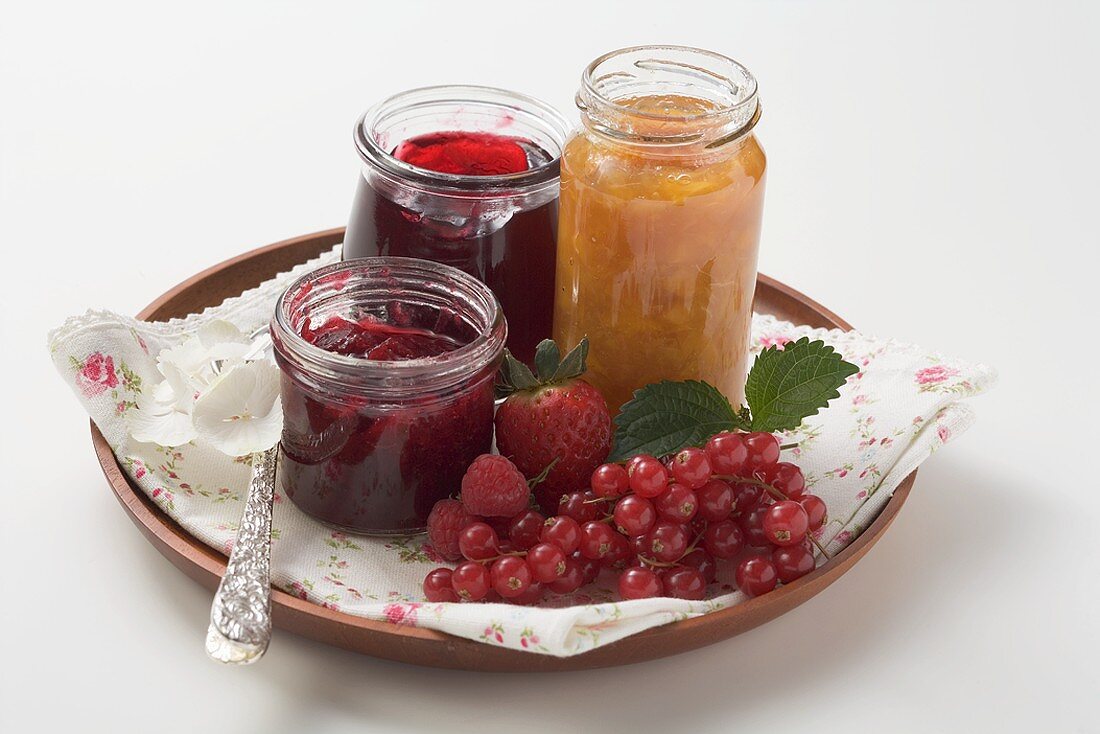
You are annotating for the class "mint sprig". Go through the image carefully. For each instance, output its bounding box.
[609,338,859,460]
[745,337,860,432]
[608,381,746,462]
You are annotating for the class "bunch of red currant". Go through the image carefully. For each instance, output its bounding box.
[422,431,828,604]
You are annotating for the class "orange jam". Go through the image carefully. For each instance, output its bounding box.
[553,92,766,412]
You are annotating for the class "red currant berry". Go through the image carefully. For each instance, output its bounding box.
[772,544,816,583]
[613,495,657,536]
[558,491,599,523]
[655,484,699,523]
[601,532,632,568]
[744,432,781,472]
[799,494,828,530]
[540,515,582,555]
[627,455,670,498]
[483,514,514,538]
[679,548,717,583]
[508,581,543,605]
[645,521,691,563]
[629,533,649,558]
[762,500,810,547]
[705,431,749,476]
[423,568,458,602]
[735,556,778,597]
[618,566,663,600]
[490,556,533,598]
[548,557,585,594]
[739,504,772,547]
[664,566,707,600]
[763,462,806,500]
[590,463,630,498]
[573,552,601,584]
[526,543,567,583]
[695,478,734,522]
[703,519,745,559]
[507,509,546,551]
[458,522,500,561]
[669,447,712,489]
[451,561,491,601]
[579,521,618,560]
[732,482,765,515]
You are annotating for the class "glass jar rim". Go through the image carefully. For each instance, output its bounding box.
[577,45,760,146]
[354,85,571,194]
[272,257,506,396]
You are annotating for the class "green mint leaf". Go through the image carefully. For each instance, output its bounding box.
[533,339,561,382]
[552,337,589,382]
[609,380,745,462]
[744,337,860,432]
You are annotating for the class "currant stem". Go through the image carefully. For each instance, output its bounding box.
[779,442,799,451]
[714,474,832,560]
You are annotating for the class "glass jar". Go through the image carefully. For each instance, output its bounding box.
[553,46,766,412]
[271,257,506,534]
[344,86,570,366]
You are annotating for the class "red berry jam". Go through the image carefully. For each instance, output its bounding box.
[272,258,506,534]
[302,316,463,360]
[347,87,568,366]
[392,131,532,176]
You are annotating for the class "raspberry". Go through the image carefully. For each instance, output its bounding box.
[460,454,530,517]
[426,499,476,561]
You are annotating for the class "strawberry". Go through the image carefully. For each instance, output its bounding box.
[494,338,612,514]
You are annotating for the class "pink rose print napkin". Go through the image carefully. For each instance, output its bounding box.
[48,246,996,657]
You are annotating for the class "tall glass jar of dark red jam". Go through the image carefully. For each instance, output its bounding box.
[344,86,569,365]
[271,257,506,535]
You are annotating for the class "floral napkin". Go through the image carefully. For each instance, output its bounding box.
[49,245,995,657]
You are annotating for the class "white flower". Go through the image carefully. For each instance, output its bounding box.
[125,320,271,451]
[192,361,283,457]
[128,376,199,446]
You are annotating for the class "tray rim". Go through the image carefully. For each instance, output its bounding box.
[90,227,915,671]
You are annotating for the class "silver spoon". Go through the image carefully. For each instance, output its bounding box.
[205,328,277,664]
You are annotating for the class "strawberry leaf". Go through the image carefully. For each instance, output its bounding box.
[552,338,589,382]
[745,337,860,432]
[533,340,561,382]
[608,380,746,462]
[497,349,540,397]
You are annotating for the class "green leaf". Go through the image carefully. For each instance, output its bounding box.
[744,337,860,432]
[608,380,745,462]
[552,337,589,382]
[497,349,539,396]
[533,340,561,382]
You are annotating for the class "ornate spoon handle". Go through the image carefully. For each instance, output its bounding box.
[205,446,277,664]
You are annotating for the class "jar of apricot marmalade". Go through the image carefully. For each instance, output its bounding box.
[553,46,766,412]
[271,258,506,534]
[345,86,570,366]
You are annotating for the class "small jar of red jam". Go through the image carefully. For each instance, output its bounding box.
[271,257,506,534]
[344,86,569,365]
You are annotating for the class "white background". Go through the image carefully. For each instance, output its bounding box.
[3,1,1098,732]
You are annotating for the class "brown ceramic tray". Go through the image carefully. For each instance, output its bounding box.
[91,227,916,671]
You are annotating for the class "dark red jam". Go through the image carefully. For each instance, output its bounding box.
[343,131,558,366]
[393,131,531,175]
[275,291,500,534]
[301,316,462,360]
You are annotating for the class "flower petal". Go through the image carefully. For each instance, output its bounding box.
[192,361,283,456]
[127,396,198,446]
[197,319,250,349]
